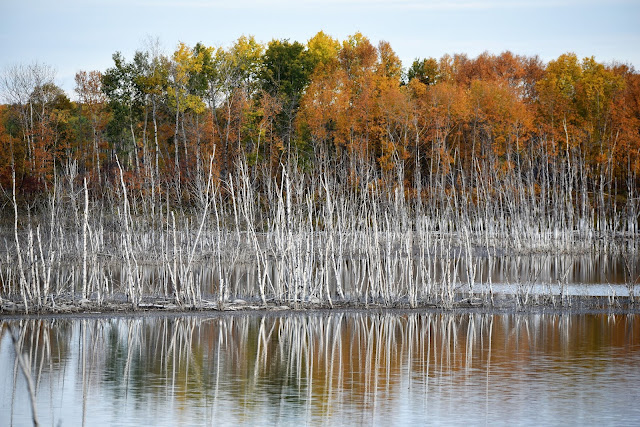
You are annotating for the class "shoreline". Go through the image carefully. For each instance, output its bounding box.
[2,294,638,319]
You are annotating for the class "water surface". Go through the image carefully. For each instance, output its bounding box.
[1,311,639,426]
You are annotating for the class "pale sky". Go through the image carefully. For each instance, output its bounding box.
[1,0,639,97]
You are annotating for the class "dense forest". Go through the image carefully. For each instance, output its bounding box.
[1,32,639,311]
[1,32,639,209]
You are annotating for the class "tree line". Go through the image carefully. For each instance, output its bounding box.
[1,32,639,218]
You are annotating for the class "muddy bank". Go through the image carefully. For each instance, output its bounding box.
[2,293,638,318]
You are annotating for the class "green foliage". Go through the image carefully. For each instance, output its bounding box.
[102,52,146,152]
[260,39,313,100]
[406,58,439,86]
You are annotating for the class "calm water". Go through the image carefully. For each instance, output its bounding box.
[1,311,639,426]
[39,252,640,302]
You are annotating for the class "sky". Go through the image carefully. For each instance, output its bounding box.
[1,0,639,97]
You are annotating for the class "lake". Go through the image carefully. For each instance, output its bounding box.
[1,310,639,426]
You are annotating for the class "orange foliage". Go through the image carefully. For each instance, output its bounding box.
[1,37,639,203]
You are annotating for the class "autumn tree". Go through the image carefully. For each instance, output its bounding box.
[75,70,108,182]
[0,63,74,192]
[2,32,639,234]
[297,32,342,164]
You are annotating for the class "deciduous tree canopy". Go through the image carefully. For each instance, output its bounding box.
[1,33,638,220]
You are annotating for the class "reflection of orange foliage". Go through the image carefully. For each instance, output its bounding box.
[162,312,639,416]
[6,313,639,422]
[151,313,640,416]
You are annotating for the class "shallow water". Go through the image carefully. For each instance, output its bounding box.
[25,251,640,303]
[1,311,639,426]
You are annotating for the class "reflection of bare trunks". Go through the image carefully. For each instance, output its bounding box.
[2,312,640,425]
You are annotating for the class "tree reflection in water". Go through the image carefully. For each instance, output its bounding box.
[1,311,639,425]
